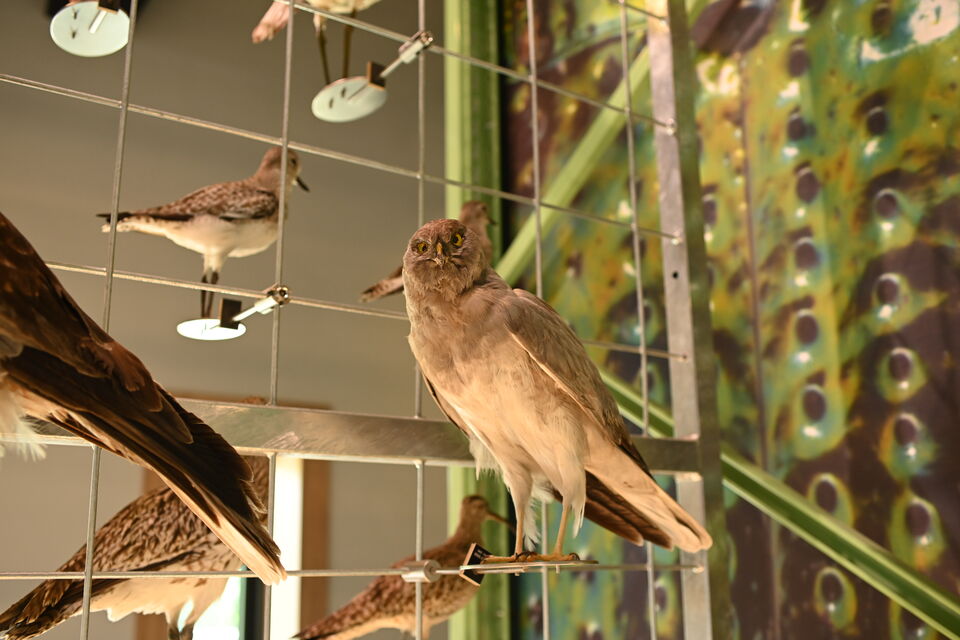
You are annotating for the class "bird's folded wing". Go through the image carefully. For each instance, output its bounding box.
[0,212,284,584]
[500,289,633,448]
[101,182,277,221]
[0,486,216,633]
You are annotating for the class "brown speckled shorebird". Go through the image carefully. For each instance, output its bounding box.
[97,146,308,318]
[296,495,508,640]
[0,211,283,584]
[0,457,270,640]
[359,201,494,303]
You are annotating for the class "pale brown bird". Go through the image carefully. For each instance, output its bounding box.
[296,495,508,640]
[0,458,270,640]
[402,219,712,562]
[0,211,284,584]
[360,201,493,303]
[252,0,382,85]
[97,146,308,317]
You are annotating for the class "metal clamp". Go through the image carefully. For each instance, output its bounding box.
[219,285,290,329]
[379,30,434,81]
[400,559,440,584]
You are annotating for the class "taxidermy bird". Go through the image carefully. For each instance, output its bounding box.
[0,211,284,584]
[0,458,270,640]
[297,495,508,640]
[97,146,308,318]
[252,0,381,86]
[360,201,493,303]
[402,219,713,562]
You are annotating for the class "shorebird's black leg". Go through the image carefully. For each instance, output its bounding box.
[200,273,209,319]
[342,9,357,79]
[318,25,332,85]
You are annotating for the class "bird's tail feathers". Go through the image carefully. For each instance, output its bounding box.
[587,443,712,552]
[0,385,45,462]
[359,277,403,303]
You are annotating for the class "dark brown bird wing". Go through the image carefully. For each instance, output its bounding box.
[0,212,284,584]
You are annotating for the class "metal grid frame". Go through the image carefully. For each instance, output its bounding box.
[0,0,728,638]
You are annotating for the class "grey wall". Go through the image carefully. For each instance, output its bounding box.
[0,0,451,637]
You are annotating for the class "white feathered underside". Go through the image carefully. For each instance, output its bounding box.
[0,380,45,461]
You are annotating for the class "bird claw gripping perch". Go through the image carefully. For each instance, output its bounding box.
[400,559,440,584]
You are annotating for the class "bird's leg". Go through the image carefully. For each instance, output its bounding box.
[200,273,209,318]
[167,624,181,640]
[201,271,220,318]
[179,623,194,640]
[341,8,356,79]
[318,26,332,85]
[515,501,580,563]
[483,475,531,563]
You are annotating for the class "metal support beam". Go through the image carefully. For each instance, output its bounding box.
[647,0,732,637]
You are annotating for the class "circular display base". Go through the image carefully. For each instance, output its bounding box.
[176,318,247,341]
[50,2,129,57]
[312,76,387,123]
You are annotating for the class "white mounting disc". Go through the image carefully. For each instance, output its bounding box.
[312,76,387,123]
[50,2,129,58]
[176,318,247,341]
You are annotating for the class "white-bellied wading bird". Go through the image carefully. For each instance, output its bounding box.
[296,495,508,640]
[0,211,285,584]
[252,0,381,85]
[97,146,308,318]
[0,457,270,640]
[360,201,494,303]
[402,219,713,562]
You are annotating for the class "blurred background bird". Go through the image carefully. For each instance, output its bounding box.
[402,219,713,563]
[360,201,493,303]
[0,211,284,584]
[252,0,382,86]
[97,146,308,318]
[296,495,508,640]
[0,457,269,640]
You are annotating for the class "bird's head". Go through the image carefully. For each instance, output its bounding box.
[458,201,494,228]
[459,495,512,529]
[402,218,486,300]
[257,146,309,192]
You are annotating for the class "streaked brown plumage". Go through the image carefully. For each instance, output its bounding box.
[403,219,712,561]
[97,146,308,317]
[297,495,506,640]
[360,201,493,303]
[0,211,284,584]
[0,458,270,640]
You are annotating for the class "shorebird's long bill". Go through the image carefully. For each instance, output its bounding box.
[486,509,516,533]
[296,176,310,191]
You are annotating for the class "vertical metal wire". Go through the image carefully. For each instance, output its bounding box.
[79,2,139,637]
[268,0,297,406]
[539,501,551,640]
[525,0,543,299]
[262,453,278,640]
[625,49,659,633]
[525,1,549,636]
[412,0,428,418]
[414,460,425,640]
[617,3,657,638]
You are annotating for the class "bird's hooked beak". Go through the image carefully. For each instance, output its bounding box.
[486,509,516,533]
[296,176,310,192]
[432,242,447,266]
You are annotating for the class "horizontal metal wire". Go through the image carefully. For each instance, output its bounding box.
[47,261,407,321]
[48,261,687,361]
[614,0,667,21]
[0,562,701,581]
[581,338,687,361]
[0,73,670,238]
[290,3,668,127]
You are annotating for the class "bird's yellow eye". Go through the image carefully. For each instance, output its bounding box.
[415,241,429,254]
[452,232,464,247]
